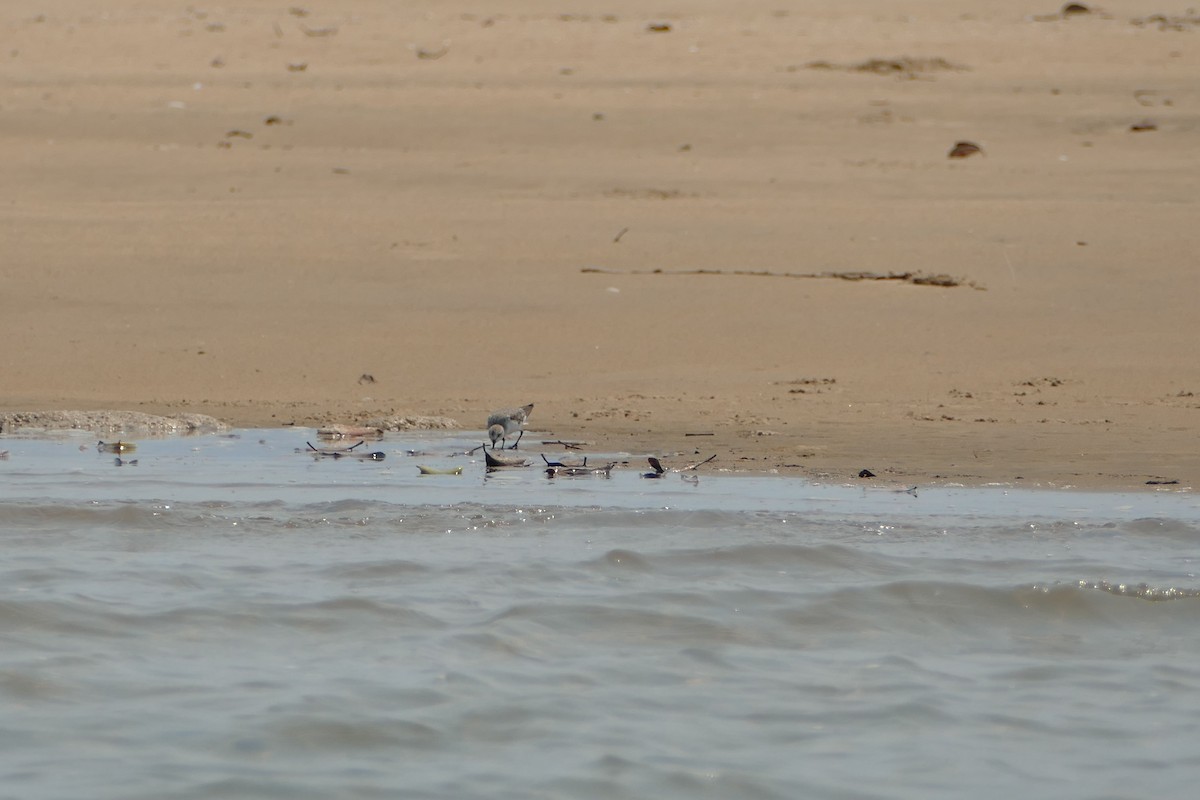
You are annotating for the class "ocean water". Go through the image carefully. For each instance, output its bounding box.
[2,429,1199,800]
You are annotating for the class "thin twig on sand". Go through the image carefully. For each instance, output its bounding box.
[542,454,588,468]
[581,267,981,289]
[545,462,616,478]
[644,454,716,477]
[305,441,386,460]
[540,439,589,450]
[679,454,717,471]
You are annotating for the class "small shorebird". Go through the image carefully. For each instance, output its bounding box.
[487,403,533,450]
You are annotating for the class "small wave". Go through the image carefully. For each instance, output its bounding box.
[174,777,326,800]
[0,499,499,537]
[1072,579,1200,601]
[0,501,172,532]
[0,667,75,701]
[778,578,1200,640]
[485,602,746,646]
[0,596,445,640]
[266,716,442,751]
[595,549,655,571]
[1122,517,1200,541]
[318,559,430,581]
[0,598,135,639]
[181,597,447,633]
[582,541,896,576]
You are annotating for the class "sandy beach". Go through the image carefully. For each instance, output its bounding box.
[2,0,1197,489]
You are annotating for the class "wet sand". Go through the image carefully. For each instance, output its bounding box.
[2,1,1198,489]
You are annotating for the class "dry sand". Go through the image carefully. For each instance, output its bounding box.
[3,1,1198,489]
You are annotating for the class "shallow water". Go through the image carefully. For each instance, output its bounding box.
[2,429,1199,800]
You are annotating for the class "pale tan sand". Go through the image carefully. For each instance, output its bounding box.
[2,1,1198,489]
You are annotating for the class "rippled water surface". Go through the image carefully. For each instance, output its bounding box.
[2,429,1199,800]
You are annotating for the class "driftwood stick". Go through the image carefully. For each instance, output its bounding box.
[644,454,716,475]
[305,441,386,460]
[545,462,616,478]
[679,454,717,471]
[540,439,588,450]
[581,266,979,288]
[307,439,366,453]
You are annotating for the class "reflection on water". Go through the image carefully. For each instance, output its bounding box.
[1,429,1198,800]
